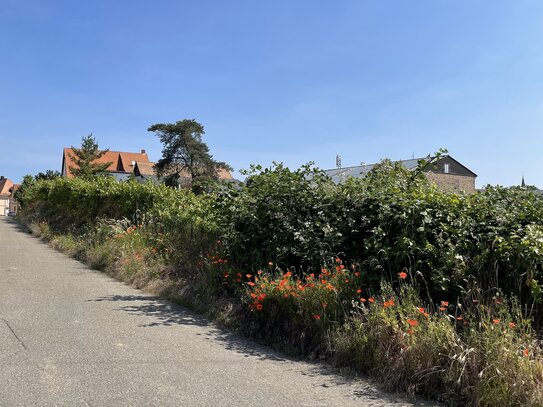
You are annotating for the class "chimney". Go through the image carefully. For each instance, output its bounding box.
[141,149,146,154]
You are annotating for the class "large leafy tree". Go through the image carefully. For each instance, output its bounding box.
[68,134,112,178]
[148,119,232,189]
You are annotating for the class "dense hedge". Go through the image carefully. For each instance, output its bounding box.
[17,162,543,313]
[216,162,543,311]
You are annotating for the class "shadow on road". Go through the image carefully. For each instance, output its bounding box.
[88,294,434,405]
[91,294,210,327]
[88,294,289,362]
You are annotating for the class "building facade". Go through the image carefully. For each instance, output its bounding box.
[324,155,477,193]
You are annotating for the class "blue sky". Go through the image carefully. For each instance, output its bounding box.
[1,1,542,187]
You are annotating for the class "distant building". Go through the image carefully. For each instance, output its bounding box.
[62,147,237,186]
[0,176,15,215]
[61,148,150,181]
[324,154,477,193]
[133,161,235,186]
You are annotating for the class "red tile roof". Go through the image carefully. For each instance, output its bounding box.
[62,148,150,178]
[0,177,14,196]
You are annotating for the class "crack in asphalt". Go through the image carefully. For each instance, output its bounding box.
[2,317,27,350]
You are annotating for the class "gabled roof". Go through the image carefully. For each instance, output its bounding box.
[133,161,156,177]
[134,161,234,181]
[62,148,150,178]
[0,177,14,196]
[324,155,476,183]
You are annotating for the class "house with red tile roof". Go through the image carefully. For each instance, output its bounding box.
[0,176,14,216]
[61,148,151,181]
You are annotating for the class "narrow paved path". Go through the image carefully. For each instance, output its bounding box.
[0,217,430,406]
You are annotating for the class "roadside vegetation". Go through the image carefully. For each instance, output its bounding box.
[15,158,543,406]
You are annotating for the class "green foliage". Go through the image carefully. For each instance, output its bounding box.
[35,170,61,180]
[17,176,219,272]
[68,134,112,178]
[148,119,232,191]
[329,283,543,406]
[13,175,35,209]
[239,257,363,355]
[216,163,338,273]
[216,161,543,317]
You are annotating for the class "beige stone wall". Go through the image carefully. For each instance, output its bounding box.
[0,197,9,216]
[424,172,476,193]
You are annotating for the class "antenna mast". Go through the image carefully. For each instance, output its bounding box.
[336,155,342,169]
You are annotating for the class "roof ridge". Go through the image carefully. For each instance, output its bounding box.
[64,147,148,154]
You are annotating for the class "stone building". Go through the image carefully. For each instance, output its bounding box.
[324,154,477,193]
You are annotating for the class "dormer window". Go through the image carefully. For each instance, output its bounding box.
[444,163,450,174]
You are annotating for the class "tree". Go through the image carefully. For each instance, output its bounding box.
[35,170,61,180]
[148,119,232,190]
[68,134,112,178]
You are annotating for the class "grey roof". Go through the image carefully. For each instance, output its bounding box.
[324,157,424,183]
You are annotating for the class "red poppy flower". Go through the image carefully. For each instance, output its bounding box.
[406,319,418,327]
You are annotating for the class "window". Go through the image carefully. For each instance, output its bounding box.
[444,163,450,174]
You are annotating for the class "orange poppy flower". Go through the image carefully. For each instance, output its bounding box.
[508,322,517,328]
[492,319,500,324]
[384,299,395,308]
[313,314,321,321]
[368,297,375,303]
[523,349,529,357]
[406,319,418,327]
[398,271,407,279]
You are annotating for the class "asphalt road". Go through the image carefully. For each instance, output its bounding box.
[0,217,430,407]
